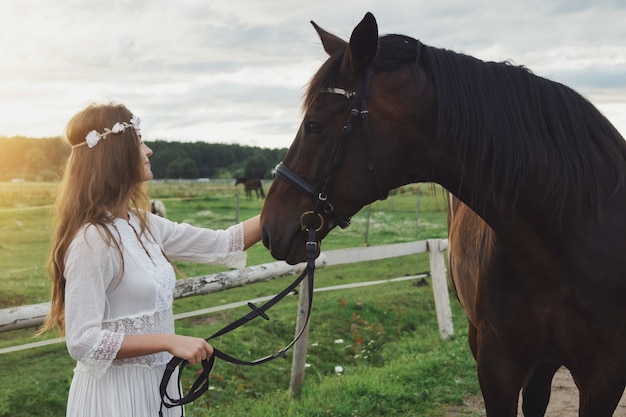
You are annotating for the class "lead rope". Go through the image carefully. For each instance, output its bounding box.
[158,226,319,417]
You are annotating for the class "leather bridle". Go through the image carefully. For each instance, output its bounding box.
[275,65,387,234]
[159,65,386,416]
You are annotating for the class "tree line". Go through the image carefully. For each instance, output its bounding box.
[0,136,287,181]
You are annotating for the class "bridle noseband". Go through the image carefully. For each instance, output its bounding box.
[275,65,387,232]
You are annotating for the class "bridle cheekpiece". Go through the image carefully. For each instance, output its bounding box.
[159,66,387,417]
[274,65,387,233]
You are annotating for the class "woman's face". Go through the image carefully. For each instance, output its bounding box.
[140,139,153,181]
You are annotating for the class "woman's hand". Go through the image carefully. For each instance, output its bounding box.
[117,333,214,365]
[166,335,214,365]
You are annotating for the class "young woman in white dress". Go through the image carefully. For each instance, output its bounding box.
[38,102,262,417]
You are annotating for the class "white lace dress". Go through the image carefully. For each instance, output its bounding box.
[63,211,246,417]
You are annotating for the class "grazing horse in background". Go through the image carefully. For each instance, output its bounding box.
[235,177,265,199]
[150,199,166,217]
[260,12,626,416]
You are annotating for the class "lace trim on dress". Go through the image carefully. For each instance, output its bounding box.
[152,255,175,312]
[79,330,124,376]
[218,223,246,269]
[103,309,175,368]
[228,223,245,253]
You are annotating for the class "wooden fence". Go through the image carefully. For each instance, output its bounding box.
[0,239,451,396]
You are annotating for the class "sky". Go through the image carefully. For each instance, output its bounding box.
[0,0,624,150]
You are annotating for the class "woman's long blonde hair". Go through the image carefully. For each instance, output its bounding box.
[38,102,151,335]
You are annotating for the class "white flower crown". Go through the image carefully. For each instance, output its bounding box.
[73,115,141,149]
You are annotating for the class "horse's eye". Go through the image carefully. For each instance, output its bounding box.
[305,121,323,135]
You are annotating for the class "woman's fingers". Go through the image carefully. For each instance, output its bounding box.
[179,338,214,365]
[205,340,214,357]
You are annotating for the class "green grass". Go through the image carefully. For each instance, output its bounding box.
[0,205,53,306]
[0,180,480,417]
[0,258,479,417]
[173,259,480,417]
[0,180,448,307]
[206,329,479,417]
[0,181,58,209]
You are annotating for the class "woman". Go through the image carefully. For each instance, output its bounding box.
[38,102,261,416]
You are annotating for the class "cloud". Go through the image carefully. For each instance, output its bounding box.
[0,0,624,145]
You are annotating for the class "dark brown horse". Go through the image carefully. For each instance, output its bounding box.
[260,12,626,416]
[447,195,566,416]
[235,177,265,199]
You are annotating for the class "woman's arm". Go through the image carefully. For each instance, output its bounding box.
[117,334,213,366]
[241,214,262,250]
[149,212,259,267]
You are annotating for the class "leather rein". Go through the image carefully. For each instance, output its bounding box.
[159,65,383,416]
[159,238,317,416]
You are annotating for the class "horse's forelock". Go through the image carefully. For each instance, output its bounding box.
[304,34,420,112]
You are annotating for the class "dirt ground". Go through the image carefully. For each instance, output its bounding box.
[445,367,626,416]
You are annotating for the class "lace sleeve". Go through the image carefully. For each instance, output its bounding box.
[64,225,125,377]
[223,222,246,269]
[227,222,244,252]
[77,330,124,377]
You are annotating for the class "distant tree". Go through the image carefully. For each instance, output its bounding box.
[263,148,288,177]
[0,136,69,181]
[166,157,198,179]
[24,148,53,180]
[244,156,269,179]
[148,140,189,178]
[41,137,71,169]
[0,136,286,181]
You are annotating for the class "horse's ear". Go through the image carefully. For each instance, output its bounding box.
[311,20,347,56]
[344,12,378,74]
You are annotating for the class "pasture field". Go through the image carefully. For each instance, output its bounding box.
[0,180,448,308]
[0,180,481,417]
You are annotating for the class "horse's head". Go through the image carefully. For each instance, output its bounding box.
[261,12,435,264]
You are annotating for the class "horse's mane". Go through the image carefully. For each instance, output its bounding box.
[306,34,626,221]
[422,40,626,221]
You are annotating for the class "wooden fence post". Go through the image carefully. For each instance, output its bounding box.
[427,239,454,339]
[289,272,311,397]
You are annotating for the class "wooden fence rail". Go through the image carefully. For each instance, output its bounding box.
[0,255,330,333]
[0,239,451,397]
